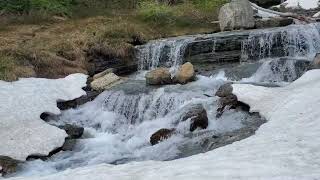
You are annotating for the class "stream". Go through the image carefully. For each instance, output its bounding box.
[11,23,320,178]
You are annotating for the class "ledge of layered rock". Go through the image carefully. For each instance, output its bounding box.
[0,74,87,161]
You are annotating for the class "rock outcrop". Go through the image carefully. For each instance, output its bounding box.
[219,0,255,31]
[174,62,195,84]
[145,68,172,85]
[150,128,176,145]
[180,104,209,132]
[90,73,123,91]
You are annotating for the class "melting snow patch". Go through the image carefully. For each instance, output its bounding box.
[7,70,320,180]
[0,74,87,161]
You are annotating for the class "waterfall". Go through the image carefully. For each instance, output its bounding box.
[137,36,196,70]
[241,23,320,61]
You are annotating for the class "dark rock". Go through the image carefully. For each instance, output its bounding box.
[255,18,293,29]
[59,124,84,139]
[0,156,20,176]
[150,128,176,145]
[310,53,320,69]
[58,78,100,110]
[181,104,209,132]
[61,139,77,151]
[87,43,137,76]
[250,0,282,8]
[215,83,233,97]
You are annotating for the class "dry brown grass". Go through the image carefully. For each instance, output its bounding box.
[0,10,219,81]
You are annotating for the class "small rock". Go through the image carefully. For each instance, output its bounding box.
[215,83,233,97]
[145,68,172,85]
[174,62,196,84]
[90,73,123,91]
[150,128,176,145]
[0,156,20,176]
[250,0,281,8]
[181,104,209,132]
[219,0,255,31]
[93,68,115,80]
[59,124,84,139]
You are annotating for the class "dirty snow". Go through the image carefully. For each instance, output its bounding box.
[0,74,87,161]
[7,70,320,180]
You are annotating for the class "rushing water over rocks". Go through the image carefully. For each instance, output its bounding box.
[10,23,320,178]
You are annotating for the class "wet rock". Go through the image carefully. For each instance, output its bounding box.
[181,104,209,132]
[59,124,84,139]
[90,73,123,91]
[145,68,172,85]
[250,0,281,8]
[0,156,20,176]
[310,53,320,69]
[57,90,100,110]
[61,139,77,151]
[215,83,233,97]
[150,128,176,145]
[219,0,255,31]
[174,62,196,84]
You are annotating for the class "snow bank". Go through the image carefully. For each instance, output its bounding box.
[0,74,87,161]
[8,70,320,179]
[281,0,318,10]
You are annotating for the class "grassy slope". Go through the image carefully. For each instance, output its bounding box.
[0,1,225,81]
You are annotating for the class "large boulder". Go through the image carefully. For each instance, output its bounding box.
[0,156,20,176]
[150,128,176,145]
[174,62,196,84]
[250,0,282,8]
[90,73,123,91]
[145,68,172,85]
[181,104,209,132]
[219,0,255,31]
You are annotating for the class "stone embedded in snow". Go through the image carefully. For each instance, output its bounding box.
[280,0,319,10]
[6,70,320,180]
[0,73,87,161]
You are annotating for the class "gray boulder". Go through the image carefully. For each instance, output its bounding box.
[219,0,255,31]
[59,124,84,139]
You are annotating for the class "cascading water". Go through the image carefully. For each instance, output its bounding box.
[11,23,320,178]
[137,36,196,70]
[241,23,320,61]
